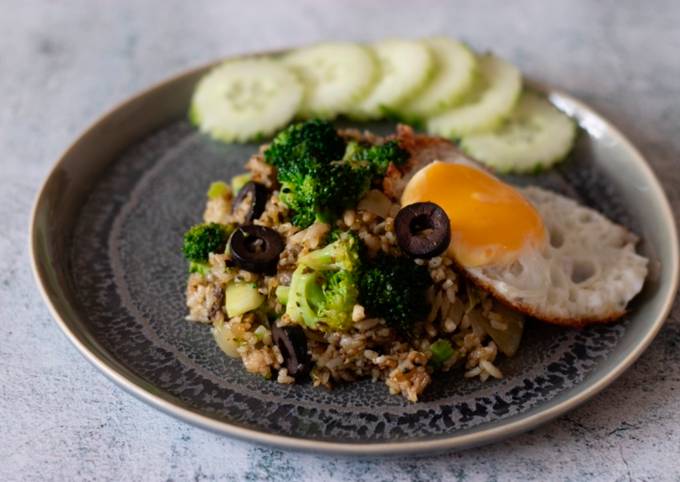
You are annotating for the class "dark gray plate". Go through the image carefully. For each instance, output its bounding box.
[30,60,678,455]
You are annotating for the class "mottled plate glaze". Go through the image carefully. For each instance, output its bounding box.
[30,57,678,455]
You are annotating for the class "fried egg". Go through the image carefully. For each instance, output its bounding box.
[401,161,649,327]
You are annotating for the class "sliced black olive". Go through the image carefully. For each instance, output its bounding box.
[271,324,311,380]
[229,225,284,275]
[394,202,451,259]
[232,181,268,224]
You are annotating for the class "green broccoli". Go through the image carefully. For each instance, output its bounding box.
[297,230,361,271]
[264,120,404,228]
[286,233,360,331]
[265,120,371,228]
[264,119,346,173]
[343,139,409,176]
[358,254,432,333]
[278,161,371,227]
[182,222,233,263]
[189,260,211,275]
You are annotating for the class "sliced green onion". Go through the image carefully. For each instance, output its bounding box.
[430,339,455,369]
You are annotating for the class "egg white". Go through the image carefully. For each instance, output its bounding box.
[463,186,649,327]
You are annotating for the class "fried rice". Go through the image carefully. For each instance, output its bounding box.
[185,129,523,402]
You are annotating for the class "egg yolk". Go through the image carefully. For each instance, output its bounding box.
[401,161,546,267]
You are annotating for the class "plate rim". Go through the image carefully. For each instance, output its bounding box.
[29,56,679,455]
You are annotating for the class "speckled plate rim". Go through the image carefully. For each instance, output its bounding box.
[30,56,679,455]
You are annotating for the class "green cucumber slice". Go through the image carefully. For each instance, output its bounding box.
[398,37,477,119]
[282,42,378,119]
[190,58,303,142]
[426,54,521,137]
[351,39,434,119]
[460,92,576,173]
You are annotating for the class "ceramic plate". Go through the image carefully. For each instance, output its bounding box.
[30,56,678,455]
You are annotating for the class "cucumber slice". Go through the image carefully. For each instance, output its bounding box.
[190,58,303,142]
[282,42,378,119]
[460,92,577,173]
[426,54,521,137]
[225,282,264,318]
[398,37,477,119]
[351,39,434,119]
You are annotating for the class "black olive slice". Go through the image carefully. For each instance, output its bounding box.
[271,324,311,380]
[229,225,284,274]
[394,202,451,259]
[232,181,268,224]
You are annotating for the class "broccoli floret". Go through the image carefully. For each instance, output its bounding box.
[278,161,370,227]
[265,120,378,228]
[369,140,409,173]
[264,120,409,228]
[358,254,432,333]
[286,233,360,331]
[264,119,346,173]
[298,230,361,271]
[189,260,211,275]
[317,269,357,326]
[343,139,409,176]
[182,223,233,263]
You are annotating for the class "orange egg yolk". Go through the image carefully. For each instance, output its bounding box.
[401,161,546,267]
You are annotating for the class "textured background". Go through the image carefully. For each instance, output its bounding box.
[1,1,679,480]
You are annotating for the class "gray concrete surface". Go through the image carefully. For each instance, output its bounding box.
[1,1,679,480]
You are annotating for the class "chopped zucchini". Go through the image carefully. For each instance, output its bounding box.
[225,282,265,318]
[207,181,230,200]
